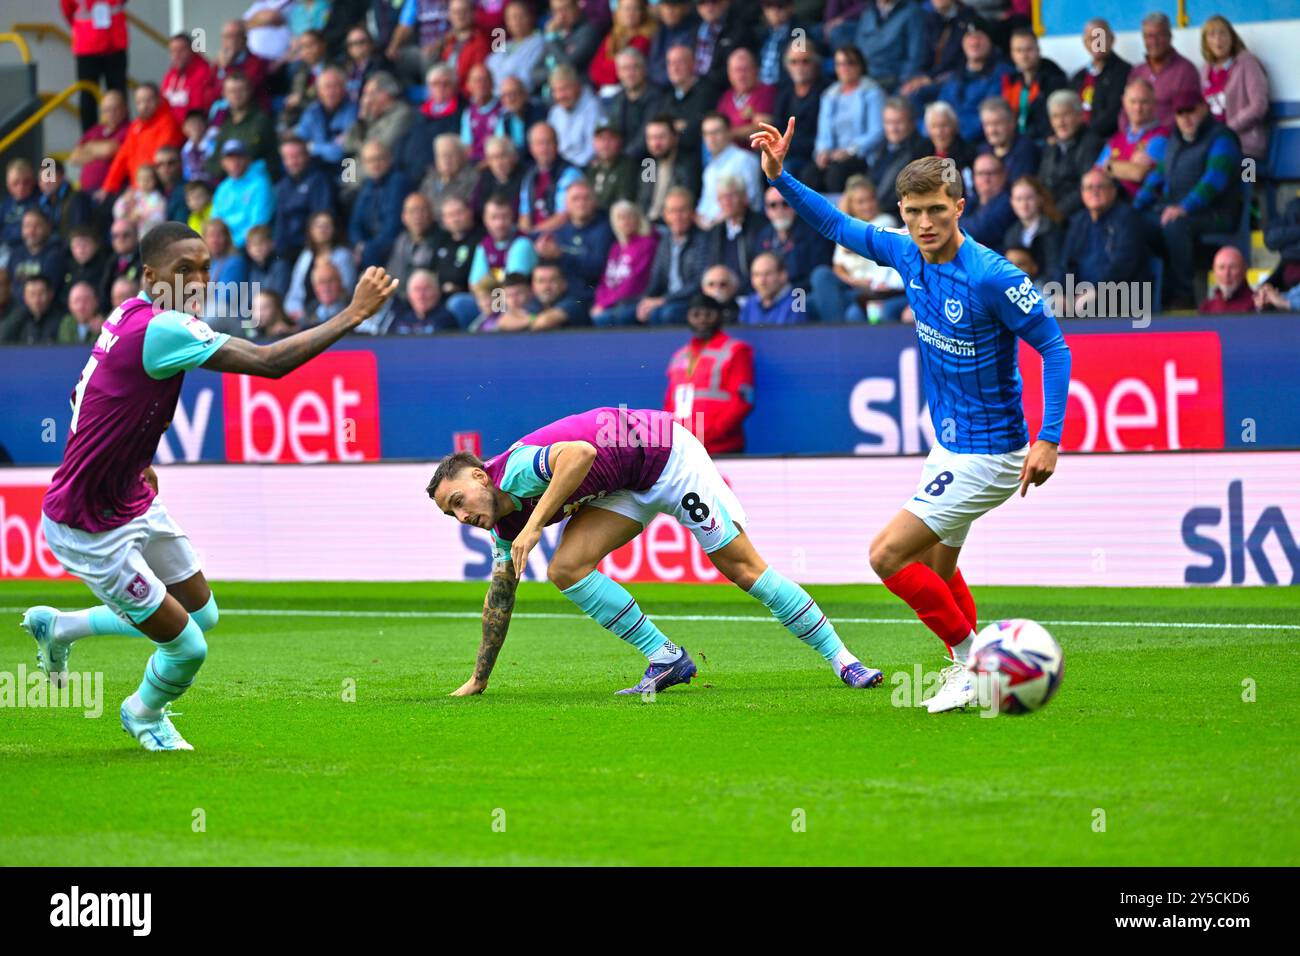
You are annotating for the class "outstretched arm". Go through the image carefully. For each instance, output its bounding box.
[508,441,598,576]
[450,558,519,696]
[202,267,399,379]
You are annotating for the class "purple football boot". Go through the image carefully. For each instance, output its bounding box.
[615,648,698,695]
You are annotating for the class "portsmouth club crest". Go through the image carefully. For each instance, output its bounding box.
[943,297,964,324]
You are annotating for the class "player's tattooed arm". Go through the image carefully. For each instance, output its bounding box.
[201,267,399,379]
[450,559,519,696]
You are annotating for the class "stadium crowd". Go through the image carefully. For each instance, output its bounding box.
[1,0,1298,351]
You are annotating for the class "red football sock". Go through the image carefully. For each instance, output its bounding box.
[882,563,975,653]
[946,568,977,632]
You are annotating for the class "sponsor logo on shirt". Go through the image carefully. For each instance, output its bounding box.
[915,320,975,358]
[1004,275,1042,315]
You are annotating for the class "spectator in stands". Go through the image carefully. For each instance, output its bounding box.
[1004,246,1042,286]
[162,33,217,125]
[286,211,356,321]
[1,161,39,260]
[101,220,142,305]
[180,110,214,183]
[718,49,777,147]
[933,21,1010,144]
[1071,17,1130,141]
[112,165,168,239]
[9,210,66,301]
[306,259,348,326]
[1003,176,1063,281]
[709,174,768,291]
[900,0,977,97]
[149,147,188,224]
[1038,90,1098,222]
[471,135,525,215]
[64,226,108,296]
[773,41,824,180]
[273,137,334,263]
[433,0,491,95]
[243,1,294,75]
[412,65,464,149]
[1200,15,1271,161]
[1002,27,1067,141]
[109,274,140,309]
[1253,282,1300,313]
[808,46,884,193]
[434,196,485,327]
[698,112,763,227]
[664,291,754,453]
[471,271,531,333]
[823,1,866,53]
[520,123,583,235]
[57,281,104,345]
[1262,196,1300,293]
[517,261,588,329]
[693,0,757,99]
[871,96,931,211]
[964,153,1016,250]
[548,65,601,168]
[61,0,129,133]
[342,27,390,103]
[810,176,903,322]
[1098,78,1168,200]
[350,142,408,269]
[208,72,279,180]
[1055,168,1150,310]
[243,224,290,298]
[978,96,1039,184]
[183,180,214,235]
[101,84,184,200]
[663,44,712,154]
[487,1,546,91]
[282,29,329,131]
[420,134,478,220]
[0,274,61,344]
[604,48,666,161]
[37,161,93,241]
[203,219,248,291]
[214,20,270,109]
[638,114,702,223]
[638,185,708,325]
[387,269,456,334]
[494,76,541,153]
[590,201,659,325]
[739,251,800,325]
[250,288,295,339]
[534,178,614,298]
[467,192,538,292]
[701,264,742,322]
[585,120,640,210]
[1130,12,1200,129]
[459,65,501,164]
[756,186,832,292]
[344,73,417,182]
[648,2,698,89]
[211,140,275,249]
[590,0,658,92]
[298,66,359,173]
[1201,245,1255,313]
[755,0,802,87]
[1135,92,1242,310]
[853,0,928,94]
[534,0,602,93]
[70,91,128,197]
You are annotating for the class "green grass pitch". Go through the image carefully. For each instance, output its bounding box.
[0,580,1296,867]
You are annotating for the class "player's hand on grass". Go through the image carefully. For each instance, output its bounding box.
[750,118,795,181]
[350,266,400,320]
[449,676,487,696]
[510,527,542,579]
[1019,440,1058,496]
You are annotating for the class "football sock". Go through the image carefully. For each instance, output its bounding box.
[947,568,977,631]
[748,566,853,667]
[883,563,977,662]
[561,570,674,659]
[54,606,142,641]
[191,594,220,632]
[134,615,209,712]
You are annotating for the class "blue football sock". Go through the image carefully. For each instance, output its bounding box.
[135,615,209,711]
[748,567,850,665]
[561,570,671,658]
[191,594,219,632]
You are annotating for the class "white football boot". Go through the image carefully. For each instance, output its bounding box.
[21,606,70,687]
[926,662,978,713]
[120,701,194,751]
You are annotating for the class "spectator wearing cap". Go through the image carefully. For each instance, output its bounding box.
[663,44,712,154]
[1071,18,1131,142]
[37,161,93,241]
[519,122,583,235]
[739,251,801,325]
[1136,91,1243,309]
[532,0,602,93]
[977,97,1039,185]
[547,65,602,168]
[1200,15,1271,161]
[692,0,757,100]
[1097,78,1169,201]
[487,1,546,92]
[0,274,61,344]
[161,33,217,126]
[101,84,184,199]
[648,1,699,89]
[297,66,359,173]
[704,175,766,293]
[718,49,777,148]
[589,0,658,92]
[211,139,275,249]
[9,209,66,302]
[1054,168,1151,309]
[773,40,825,180]
[585,120,640,211]
[809,46,884,193]
[931,21,1011,143]
[350,142,409,269]
[603,47,666,161]
[1038,90,1100,222]
[1002,27,1068,142]
[590,201,659,325]
[273,137,336,264]
[663,291,754,455]
[1201,245,1255,313]
[69,91,128,196]
[853,0,929,93]
[755,186,832,292]
[533,178,614,299]
[1130,12,1200,129]
[432,0,492,96]
[871,97,932,212]
[638,185,709,325]
[207,72,280,181]
[343,72,417,182]
[638,115,701,224]
[697,112,763,228]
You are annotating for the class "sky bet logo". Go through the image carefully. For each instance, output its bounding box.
[1182,481,1299,584]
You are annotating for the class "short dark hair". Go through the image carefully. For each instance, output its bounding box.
[426,451,486,500]
[140,221,203,267]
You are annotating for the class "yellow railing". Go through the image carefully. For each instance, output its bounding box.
[0,80,102,156]
[11,21,73,48]
[1178,0,1190,29]
[1032,0,1044,37]
[0,32,32,63]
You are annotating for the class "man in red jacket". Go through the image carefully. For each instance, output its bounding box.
[62,0,130,134]
[664,292,755,454]
[161,33,218,125]
[99,83,184,199]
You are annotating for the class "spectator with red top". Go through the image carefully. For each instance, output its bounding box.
[100,84,184,200]
[589,0,659,92]
[69,91,128,196]
[1070,18,1131,142]
[1200,15,1271,161]
[432,0,491,96]
[212,20,271,111]
[1201,246,1255,313]
[1129,12,1200,129]
[1096,78,1168,200]
[664,292,754,455]
[1002,27,1067,142]
[61,0,129,134]
[718,48,776,147]
[161,33,217,126]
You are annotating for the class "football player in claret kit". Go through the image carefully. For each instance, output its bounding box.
[750,120,1072,714]
[427,406,884,696]
[22,222,399,751]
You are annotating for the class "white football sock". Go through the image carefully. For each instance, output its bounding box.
[949,632,977,665]
[125,693,162,720]
[53,609,94,642]
[647,640,683,664]
[833,646,860,671]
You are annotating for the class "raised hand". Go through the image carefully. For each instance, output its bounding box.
[349,266,400,319]
[749,118,796,182]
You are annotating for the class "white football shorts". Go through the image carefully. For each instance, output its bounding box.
[902,443,1030,547]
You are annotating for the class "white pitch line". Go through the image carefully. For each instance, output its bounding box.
[4,606,1296,630]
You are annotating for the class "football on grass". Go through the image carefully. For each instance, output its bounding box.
[969,619,1064,715]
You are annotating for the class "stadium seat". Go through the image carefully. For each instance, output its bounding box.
[1264,123,1300,218]
[1149,256,1164,312]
